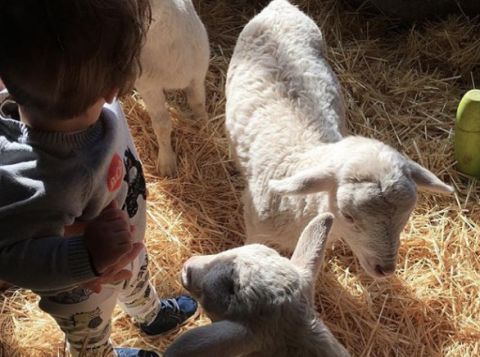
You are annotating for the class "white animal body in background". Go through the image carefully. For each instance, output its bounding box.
[137,0,209,176]
[225,0,453,278]
[165,213,350,357]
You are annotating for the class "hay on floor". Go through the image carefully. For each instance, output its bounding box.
[1,1,479,356]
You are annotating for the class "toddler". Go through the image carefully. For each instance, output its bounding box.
[0,1,197,356]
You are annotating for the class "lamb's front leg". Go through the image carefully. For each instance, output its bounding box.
[137,84,177,176]
[185,78,208,120]
[244,223,263,245]
[243,192,262,245]
[243,205,271,246]
[244,202,299,254]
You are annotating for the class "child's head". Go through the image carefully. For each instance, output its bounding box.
[0,0,151,120]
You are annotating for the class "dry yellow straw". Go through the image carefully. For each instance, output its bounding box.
[1,1,479,356]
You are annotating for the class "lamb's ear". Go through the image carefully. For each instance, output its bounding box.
[407,160,454,194]
[291,213,334,280]
[164,320,256,357]
[269,168,335,195]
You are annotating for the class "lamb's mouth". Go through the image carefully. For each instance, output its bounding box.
[359,257,395,279]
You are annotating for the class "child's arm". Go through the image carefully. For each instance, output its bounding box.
[0,202,137,291]
[0,235,96,290]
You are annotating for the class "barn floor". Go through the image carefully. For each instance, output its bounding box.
[1,1,479,356]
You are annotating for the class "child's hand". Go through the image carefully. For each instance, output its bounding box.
[82,242,144,293]
[84,200,134,274]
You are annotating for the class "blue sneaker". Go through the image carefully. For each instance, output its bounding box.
[140,295,198,335]
[115,347,159,357]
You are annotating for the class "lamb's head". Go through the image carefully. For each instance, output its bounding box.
[269,136,453,279]
[181,214,334,322]
[167,214,349,357]
[182,244,300,322]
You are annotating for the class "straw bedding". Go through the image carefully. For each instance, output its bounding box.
[1,1,479,356]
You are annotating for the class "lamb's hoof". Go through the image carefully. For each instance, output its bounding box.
[156,153,177,177]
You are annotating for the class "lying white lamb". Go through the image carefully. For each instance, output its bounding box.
[137,0,210,176]
[225,0,453,278]
[165,213,350,357]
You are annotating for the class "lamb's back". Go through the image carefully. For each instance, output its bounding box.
[140,0,209,88]
[226,0,345,178]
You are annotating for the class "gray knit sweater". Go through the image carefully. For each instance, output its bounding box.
[0,91,147,293]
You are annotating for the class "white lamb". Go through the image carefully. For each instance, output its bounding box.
[225,0,453,279]
[137,0,209,176]
[165,213,350,357]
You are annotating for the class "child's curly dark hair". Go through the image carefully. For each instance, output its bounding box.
[0,0,151,120]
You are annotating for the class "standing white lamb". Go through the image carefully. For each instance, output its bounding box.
[225,0,453,279]
[137,0,209,176]
[165,213,350,357]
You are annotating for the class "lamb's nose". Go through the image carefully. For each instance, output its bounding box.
[374,263,395,277]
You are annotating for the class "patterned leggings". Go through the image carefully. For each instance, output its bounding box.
[39,250,160,357]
